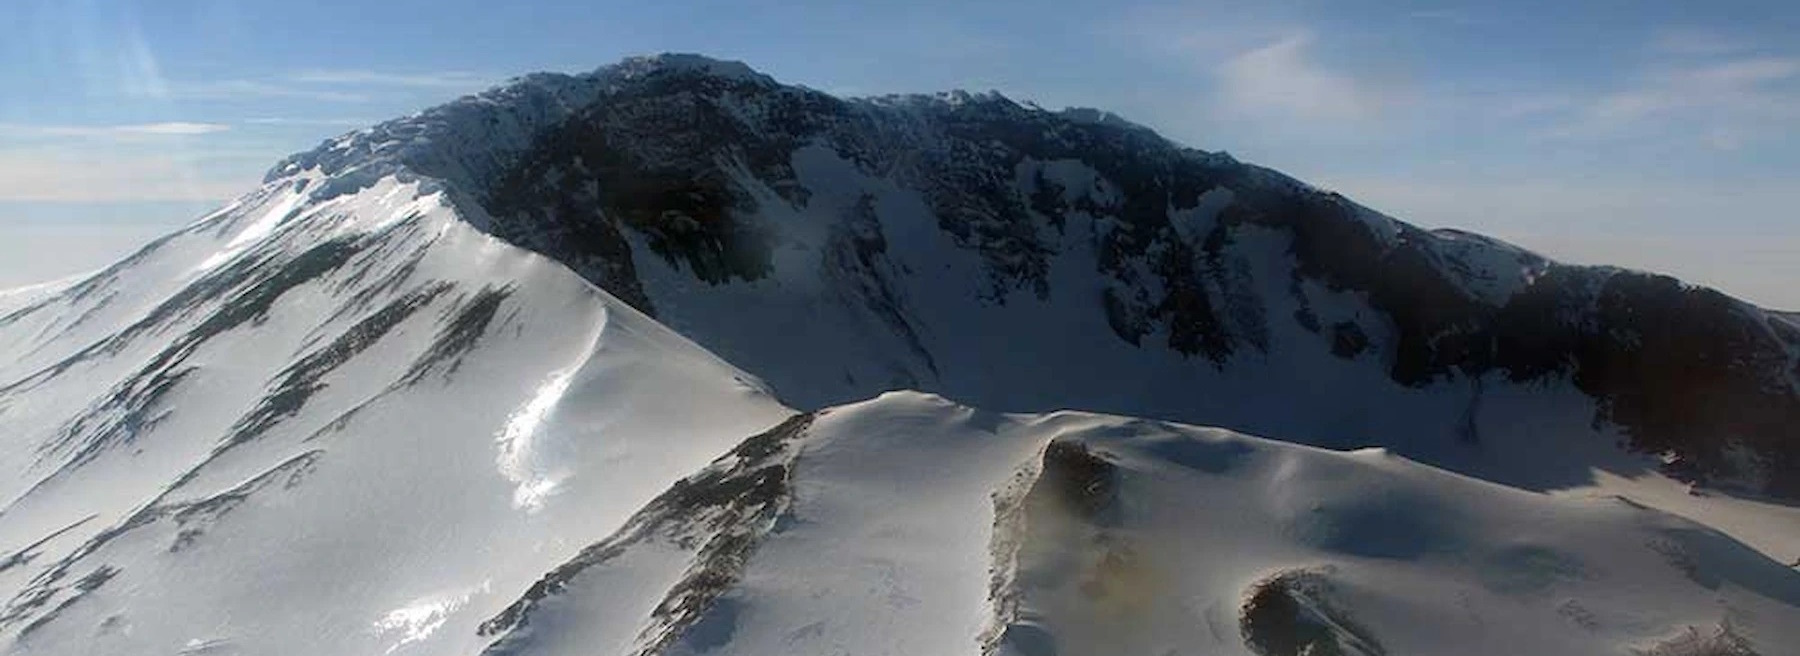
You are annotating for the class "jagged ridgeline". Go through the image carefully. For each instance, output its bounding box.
[276,54,1800,496]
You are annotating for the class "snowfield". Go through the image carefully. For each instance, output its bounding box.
[465,392,1800,656]
[0,54,1797,655]
[0,174,788,655]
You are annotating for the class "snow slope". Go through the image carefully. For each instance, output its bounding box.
[0,170,788,655]
[478,392,1800,656]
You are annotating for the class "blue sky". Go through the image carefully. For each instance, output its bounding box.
[3,0,1798,307]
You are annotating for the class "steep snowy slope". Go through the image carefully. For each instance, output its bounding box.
[477,392,1800,656]
[275,54,1800,498]
[0,170,788,654]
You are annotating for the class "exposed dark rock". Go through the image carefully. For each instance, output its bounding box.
[227,282,451,448]
[1240,569,1385,656]
[25,238,363,478]
[403,285,513,384]
[0,516,96,574]
[480,67,821,311]
[479,413,812,652]
[1633,622,1761,656]
[165,450,324,552]
[1036,440,1117,521]
[16,566,117,639]
[1330,321,1370,359]
[0,450,325,634]
[821,195,938,377]
[275,55,1800,497]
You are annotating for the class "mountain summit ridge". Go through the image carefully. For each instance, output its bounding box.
[264,53,1799,497]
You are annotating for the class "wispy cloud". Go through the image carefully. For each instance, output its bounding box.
[1217,32,1385,122]
[1098,5,1287,62]
[243,117,375,128]
[290,69,494,89]
[166,79,372,103]
[0,147,252,202]
[158,69,495,103]
[1650,28,1757,56]
[1317,172,1800,307]
[1407,9,1485,26]
[116,22,170,100]
[1488,94,1578,120]
[1550,55,1800,147]
[0,122,231,140]
[120,121,227,136]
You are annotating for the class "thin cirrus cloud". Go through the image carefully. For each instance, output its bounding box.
[0,113,244,202]
[1406,9,1486,26]
[0,121,230,139]
[1318,172,1800,308]
[168,79,372,103]
[1165,21,1797,153]
[1215,32,1386,123]
[1548,54,1800,147]
[0,148,252,202]
[0,66,490,203]
[164,69,495,103]
[243,117,375,127]
[1648,28,1758,56]
[289,69,494,89]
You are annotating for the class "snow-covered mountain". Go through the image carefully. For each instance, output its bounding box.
[0,53,1797,655]
[0,170,790,655]
[276,54,1800,498]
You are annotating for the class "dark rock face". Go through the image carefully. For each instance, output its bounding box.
[1036,441,1118,521]
[478,413,812,653]
[290,55,1800,497]
[1240,569,1385,656]
[482,71,826,309]
[1631,622,1761,656]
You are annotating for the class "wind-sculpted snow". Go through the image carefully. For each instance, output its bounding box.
[451,392,1800,655]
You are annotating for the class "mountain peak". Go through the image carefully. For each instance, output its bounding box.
[253,52,1800,498]
[263,53,782,191]
[605,52,776,85]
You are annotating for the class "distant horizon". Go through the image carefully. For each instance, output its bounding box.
[3,0,1797,307]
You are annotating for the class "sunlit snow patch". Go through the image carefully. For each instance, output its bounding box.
[371,592,472,654]
[496,367,577,511]
[196,189,308,271]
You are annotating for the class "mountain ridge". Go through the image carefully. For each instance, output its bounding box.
[264,53,1800,497]
[0,53,1796,656]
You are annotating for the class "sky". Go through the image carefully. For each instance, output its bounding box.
[2,1,1797,308]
